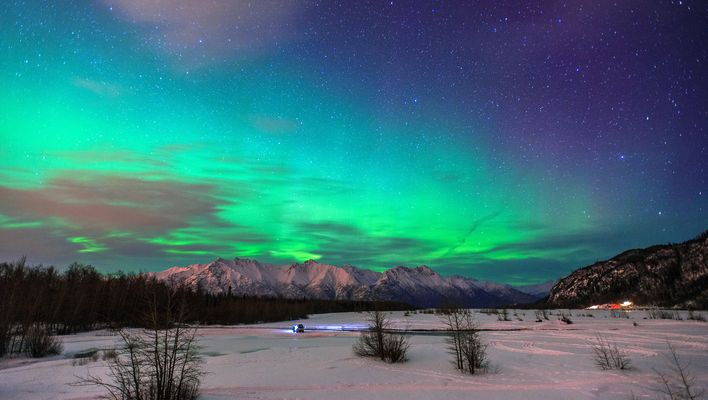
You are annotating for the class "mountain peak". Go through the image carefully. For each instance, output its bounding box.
[415,265,435,274]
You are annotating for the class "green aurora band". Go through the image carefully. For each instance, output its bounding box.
[1,2,705,284]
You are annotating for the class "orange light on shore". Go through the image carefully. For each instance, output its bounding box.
[586,301,633,310]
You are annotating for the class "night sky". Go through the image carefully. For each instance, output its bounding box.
[1,1,706,285]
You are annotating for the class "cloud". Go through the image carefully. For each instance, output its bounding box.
[440,257,572,285]
[298,221,363,237]
[313,235,438,269]
[0,173,223,233]
[73,78,122,97]
[429,225,672,283]
[250,115,299,135]
[0,170,263,270]
[69,236,108,253]
[0,228,77,265]
[481,227,638,258]
[104,0,307,68]
[49,149,168,169]
[290,219,438,268]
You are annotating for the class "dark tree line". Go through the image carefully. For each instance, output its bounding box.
[0,258,409,357]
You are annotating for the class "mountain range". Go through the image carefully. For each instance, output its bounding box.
[154,258,539,308]
[154,231,707,309]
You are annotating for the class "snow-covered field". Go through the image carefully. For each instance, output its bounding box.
[1,310,707,399]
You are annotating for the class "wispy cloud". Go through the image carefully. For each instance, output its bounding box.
[73,78,122,97]
[104,0,307,69]
[438,210,503,258]
[0,174,222,233]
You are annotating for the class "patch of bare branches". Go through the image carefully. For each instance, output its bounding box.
[534,309,549,322]
[77,290,203,400]
[653,341,704,400]
[592,332,631,370]
[353,310,409,363]
[443,308,488,374]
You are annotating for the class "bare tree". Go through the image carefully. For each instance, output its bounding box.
[443,308,488,374]
[78,290,203,400]
[591,332,631,370]
[443,308,465,371]
[653,341,704,400]
[353,310,409,363]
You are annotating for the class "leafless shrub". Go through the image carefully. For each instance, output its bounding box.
[686,311,706,322]
[73,358,89,366]
[382,333,409,363]
[25,324,63,358]
[534,310,544,322]
[353,330,381,358]
[560,312,573,324]
[652,341,704,400]
[647,308,682,320]
[353,310,409,363]
[443,308,488,375]
[592,333,631,370]
[497,309,510,321]
[102,348,118,361]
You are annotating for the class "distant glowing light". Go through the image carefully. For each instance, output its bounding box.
[586,301,633,310]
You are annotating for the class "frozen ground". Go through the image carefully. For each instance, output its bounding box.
[1,309,707,399]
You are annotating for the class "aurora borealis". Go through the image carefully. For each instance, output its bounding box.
[0,1,706,285]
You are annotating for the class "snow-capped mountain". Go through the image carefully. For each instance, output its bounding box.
[153,258,536,308]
